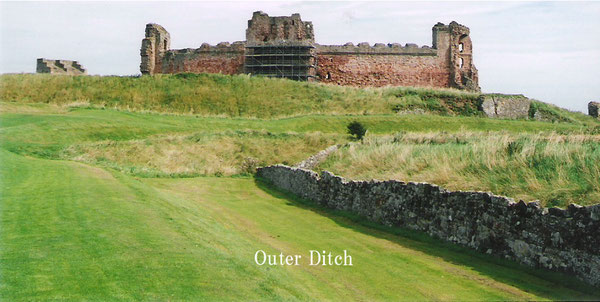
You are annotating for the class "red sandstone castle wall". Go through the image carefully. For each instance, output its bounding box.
[160,51,244,75]
[316,54,450,88]
[141,15,479,91]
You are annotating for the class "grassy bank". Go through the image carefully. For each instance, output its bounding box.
[0,73,500,118]
[317,132,600,207]
[1,102,590,177]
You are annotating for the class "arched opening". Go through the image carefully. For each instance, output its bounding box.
[459,58,464,69]
[163,39,167,51]
[459,43,464,53]
[326,72,331,80]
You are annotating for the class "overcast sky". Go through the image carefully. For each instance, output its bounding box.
[1,1,599,112]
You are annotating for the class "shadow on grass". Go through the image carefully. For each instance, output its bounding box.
[254,177,600,300]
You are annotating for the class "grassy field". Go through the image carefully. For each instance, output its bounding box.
[1,74,600,299]
[317,132,600,207]
[2,149,599,300]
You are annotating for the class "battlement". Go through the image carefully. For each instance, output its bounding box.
[165,42,246,56]
[36,58,87,75]
[316,43,437,55]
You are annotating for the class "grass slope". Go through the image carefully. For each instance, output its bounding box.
[1,149,598,300]
[3,73,597,126]
[1,102,597,203]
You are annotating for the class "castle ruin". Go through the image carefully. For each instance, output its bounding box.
[589,101,599,118]
[37,58,87,75]
[141,11,479,91]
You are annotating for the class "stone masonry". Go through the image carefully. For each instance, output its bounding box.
[36,58,86,75]
[480,94,531,119]
[589,102,599,118]
[140,11,479,91]
[257,165,600,287]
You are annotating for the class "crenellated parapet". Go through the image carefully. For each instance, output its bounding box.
[165,42,246,56]
[316,43,437,56]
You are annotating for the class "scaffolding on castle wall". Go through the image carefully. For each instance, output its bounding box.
[244,45,317,81]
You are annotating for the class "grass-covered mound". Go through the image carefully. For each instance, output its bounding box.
[0,73,497,118]
[316,131,600,207]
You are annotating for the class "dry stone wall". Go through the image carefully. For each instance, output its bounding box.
[257,165,600,287]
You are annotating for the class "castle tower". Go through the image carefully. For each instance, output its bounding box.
[140,23,170,75]
[244,11,317,81]
[433,21,479,91]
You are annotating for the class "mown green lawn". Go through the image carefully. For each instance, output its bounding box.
[1,102,599,300]
[1,149,598,300]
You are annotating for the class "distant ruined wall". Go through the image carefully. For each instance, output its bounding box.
[257,165,600,287]
[246,11,314,46]
[316,22,478,90]
[160,43,245,75]
[36,58,86,75]
[140,23,170,75]
[480,94,531,119]
[589,102,599,118]
[316,44,449,88]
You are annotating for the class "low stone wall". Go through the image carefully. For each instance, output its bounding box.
[257,165,600,287]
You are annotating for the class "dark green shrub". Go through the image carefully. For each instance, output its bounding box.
[347,121,367,140]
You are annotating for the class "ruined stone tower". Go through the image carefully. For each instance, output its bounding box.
[140,11,479,91]
[140,23,170,75]
[244,11,317,81]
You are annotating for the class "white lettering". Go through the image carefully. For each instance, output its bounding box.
[255,250,266,265]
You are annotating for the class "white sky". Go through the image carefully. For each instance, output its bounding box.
[1,1,599,112]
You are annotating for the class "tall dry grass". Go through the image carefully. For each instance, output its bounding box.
[61,130,342,177]
[317,131,600,207]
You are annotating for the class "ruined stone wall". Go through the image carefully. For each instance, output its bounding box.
[257,165,600,287]
[314,21,479,90]
[246,11,314,46]
[589,102,599,118]
[480,94,531,119]
[316,44,449,88]
[140,23,170,75]
[36,58,86,75]
[160,43,245,75]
